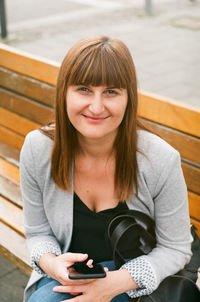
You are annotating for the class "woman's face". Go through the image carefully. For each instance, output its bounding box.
[66,85,128,141]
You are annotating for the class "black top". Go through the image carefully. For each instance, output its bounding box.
[68,193,128,263]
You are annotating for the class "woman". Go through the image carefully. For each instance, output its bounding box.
[20,36,192,302]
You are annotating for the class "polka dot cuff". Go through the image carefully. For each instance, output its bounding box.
[30,241,61,276]
[121,256,157,298]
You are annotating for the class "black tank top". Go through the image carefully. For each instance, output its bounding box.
[68,193,128,263]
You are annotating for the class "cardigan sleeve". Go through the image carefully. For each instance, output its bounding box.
[121,149,192,298]
[20,133,61,275]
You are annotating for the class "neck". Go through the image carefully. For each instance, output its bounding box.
[77,133,116,159]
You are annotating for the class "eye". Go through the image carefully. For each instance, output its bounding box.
[77,86,91,94]
[78,87,89,92]
[105,89,118,96]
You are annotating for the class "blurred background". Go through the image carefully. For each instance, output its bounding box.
[1,0,200,107]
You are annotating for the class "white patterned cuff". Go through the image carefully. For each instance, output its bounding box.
[121,256,157,298]
[30,241,62,276]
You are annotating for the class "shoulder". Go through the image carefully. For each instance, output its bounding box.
[25,128,53,145]
[137,129,179,161]
[20,129,53,165]
[24,128,53,148]
[136,130,181,192]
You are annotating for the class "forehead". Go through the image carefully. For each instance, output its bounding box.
[67,47,127,89]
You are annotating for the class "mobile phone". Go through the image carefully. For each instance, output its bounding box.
[68,262,106,279]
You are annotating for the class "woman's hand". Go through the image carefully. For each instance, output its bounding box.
[53,268,138,302]
[38,252,93,287]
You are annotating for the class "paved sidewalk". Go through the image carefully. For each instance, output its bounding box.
[0,255,28,302]
[1,0,200,107]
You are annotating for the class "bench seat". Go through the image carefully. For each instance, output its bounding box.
[0,43,199,275]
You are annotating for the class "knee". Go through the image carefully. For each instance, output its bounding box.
[28,289,44,302]
[28,286,54,302]
[28,279,60,302]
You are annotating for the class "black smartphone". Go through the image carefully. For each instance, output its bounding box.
[68,262,106,279]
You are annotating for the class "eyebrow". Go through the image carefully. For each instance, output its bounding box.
[74,84,123,90]
[106,87,123,91]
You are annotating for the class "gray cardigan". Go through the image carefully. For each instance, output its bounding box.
[20,129,192,301]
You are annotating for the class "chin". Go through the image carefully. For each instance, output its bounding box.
[79,131,111,140]
[83,134,107,140]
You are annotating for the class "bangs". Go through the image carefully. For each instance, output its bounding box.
[68,45,128,89]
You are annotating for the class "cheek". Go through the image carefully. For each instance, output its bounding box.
[66,96,78,116]
[66,98,76,125]
[116,101,128,119]
[119,94,128,114]
[116,104,127,125]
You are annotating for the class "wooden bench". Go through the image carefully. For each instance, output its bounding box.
[0,43,200,276]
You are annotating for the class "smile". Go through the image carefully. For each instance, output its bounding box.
[82,115,109,123]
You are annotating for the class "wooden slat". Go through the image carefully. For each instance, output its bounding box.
[0,175,22,207]
[0,141,20,165]
[0,125,24,150]
[0,66,55,107]
[0,196,24,236]
[0,157,19,184]
[0,222,31,275]
[0,107,41,136]
[0,87,54,124]
[138,90,200,137]
[191,218,200,238]
[182,162,200,195]
[0,43,59,86]
[188,192,200,221]
[140,118,200,165]
[1,44,200,137]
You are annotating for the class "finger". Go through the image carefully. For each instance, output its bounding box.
[104,266,109,272]
[86,259,93,268]
[63,279,94,286]
[63,253,88,263]
[72,279,94,285]
[53,285,85,293]
[69,292,80,296]
[61,298,79,302]
[61,296,83,302]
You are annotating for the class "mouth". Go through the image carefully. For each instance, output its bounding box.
[82,115,109,122]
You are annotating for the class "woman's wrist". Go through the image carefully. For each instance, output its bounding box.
[38,253,57,276]
[107,268,138,296]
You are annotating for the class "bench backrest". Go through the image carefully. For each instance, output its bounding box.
[0,43,200,236]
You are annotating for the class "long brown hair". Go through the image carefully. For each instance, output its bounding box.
[43,36,141,201]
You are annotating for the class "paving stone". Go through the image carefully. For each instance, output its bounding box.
[0,255,16,278]
[0,260,28,302]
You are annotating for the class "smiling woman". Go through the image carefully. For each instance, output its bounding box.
[20,36,193,302]
[51,36,139,202]
[66,85,127,140]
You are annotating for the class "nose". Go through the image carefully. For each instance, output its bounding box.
[89,94,105,115]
